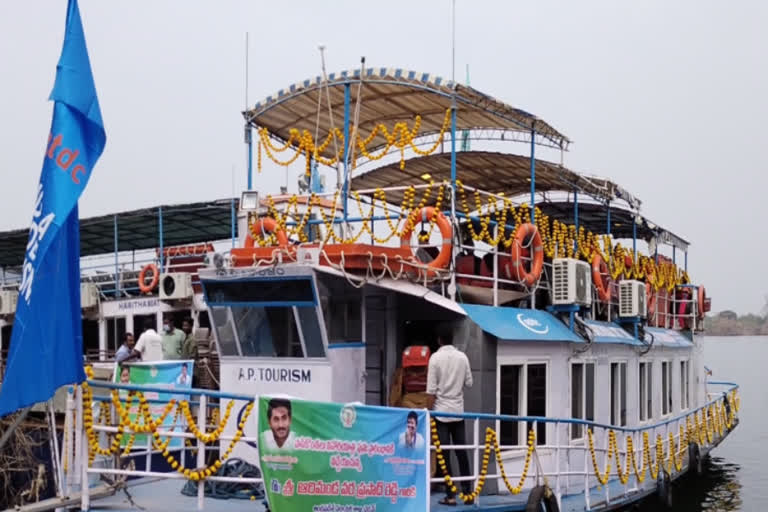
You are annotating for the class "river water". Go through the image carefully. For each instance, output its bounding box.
[636,335,765,511]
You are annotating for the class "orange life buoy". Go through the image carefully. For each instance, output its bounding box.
[244,217,289,248]
[591,252,611,302]
[676,287,692,329]
[138,263,159,294]
[646,282,656,319]
[697,286,707,319]
[510,223,544,286]
[400,207,453,270]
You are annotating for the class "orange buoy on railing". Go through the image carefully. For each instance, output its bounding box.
[509,223,544,286]
[591,252,611,302]
[138,263,159,294]
[400,207,453,271]
[697,286,707,319]
[646,282,656,320]
[244,217,289,248]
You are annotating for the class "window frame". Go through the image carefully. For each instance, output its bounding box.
[638,360,653,423]
[570,359,596,441]
[610,360,628,427]
[680,359,690,411]
[661,359,673,417]
[496,359,550,447]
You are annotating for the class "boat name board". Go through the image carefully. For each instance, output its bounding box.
[238,366,312,383]
[117,298,160,311]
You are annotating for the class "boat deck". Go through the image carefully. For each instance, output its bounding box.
[85,476,649,512]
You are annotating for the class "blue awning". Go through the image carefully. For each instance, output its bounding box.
[583,320,644,346]
[462,305,583,343]
[645,327,693,348]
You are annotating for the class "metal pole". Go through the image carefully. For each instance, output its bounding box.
[449,102,458,301]
[113,215,119,297]
[573,189,579,255]
[606,201,611,234]
[530,127,536,224]
[246,125,253,191]
[684,251,688,272]
[342,82,351,226]
[197,394,207,510]
[230,198,236,249]
[158,206,164,274]
[632,215,637,264]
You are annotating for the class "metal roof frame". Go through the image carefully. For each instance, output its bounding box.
[244,67,571,160]
[349,151,632,207]
[0,198,239,268]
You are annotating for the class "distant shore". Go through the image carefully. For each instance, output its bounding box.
[705,312,768,336]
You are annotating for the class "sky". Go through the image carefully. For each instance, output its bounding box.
[0,1,766,314]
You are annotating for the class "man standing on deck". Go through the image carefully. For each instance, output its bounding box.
[161,314,185,360]
[426,328,474,506]
[115,332,139,363]
[134,318,163,362]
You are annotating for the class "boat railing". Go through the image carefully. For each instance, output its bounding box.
[66,378,738,511]
[430,381,739,509]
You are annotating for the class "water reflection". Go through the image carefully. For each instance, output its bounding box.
[632,457,742,511]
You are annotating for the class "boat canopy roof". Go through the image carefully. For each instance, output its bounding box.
[0,198,239,268]
[350,151,639,207]
[244,67,570,156]
[536,200,690,250]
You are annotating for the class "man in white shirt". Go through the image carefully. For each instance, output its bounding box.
[426,329,473,506]
[134,318,163,362]
[260,398,295,451]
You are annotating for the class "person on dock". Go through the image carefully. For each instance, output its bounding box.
[115,332,139,363]
[426,328,474,506]
[161,314,185,360]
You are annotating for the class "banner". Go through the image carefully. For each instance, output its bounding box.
[0,0,106,416]
[114,360,194,449]
[258,397,429,512]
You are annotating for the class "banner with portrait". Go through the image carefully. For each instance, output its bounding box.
[257,396,429,512]
[113,360,194,449]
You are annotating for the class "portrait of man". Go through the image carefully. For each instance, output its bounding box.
[175,363,191,387]
[261,398,294,451]
[398,411,425,452]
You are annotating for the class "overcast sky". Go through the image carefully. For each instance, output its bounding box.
[1,1,766,314]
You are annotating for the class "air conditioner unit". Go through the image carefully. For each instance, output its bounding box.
[0,290,18,316]
[159,273,193,301]
[80,283,100,310]
[619,280,647,318]
[552,258,592,306]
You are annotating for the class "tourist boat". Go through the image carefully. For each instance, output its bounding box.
[0,66,739,512]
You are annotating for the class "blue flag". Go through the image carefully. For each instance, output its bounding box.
[0,0,106,416]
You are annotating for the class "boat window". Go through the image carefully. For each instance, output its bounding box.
[498,362,547,446]
[295,306,325,357]
[571,362,595,440]
[205,277,316,305]
[211,307,238,356]
[499,365,521,447]
[680,360,690,410]
[639,362,653,422]
[571,364,583,439]
[321,295,362,343]
[106,317,127,355]
[662,361,672,415]
[610,362,627,427]
[233,306,302,358]
[526,364,547,445]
